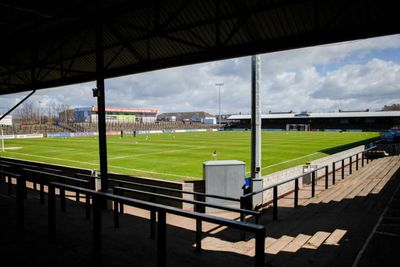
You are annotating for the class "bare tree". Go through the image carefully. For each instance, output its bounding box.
[15,101,38,123]
[57,104,74,124]
[382,104,400,111]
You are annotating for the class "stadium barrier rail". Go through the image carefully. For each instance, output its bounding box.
[21,168,93,216]
[1,166,260,246]
[113,186,260,241]
[107,177,241,208]
[241,146,378,220]
[76,173,244,210]
[0,158,64,194]
[43,181,266,267]
[0,163,93,219]
[0,170,24,230]
[77,174,258,231]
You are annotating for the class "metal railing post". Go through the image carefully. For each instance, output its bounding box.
[93,194,102,266]
[239,196,246,222]
[341,159,345,179]
[119,189,124,214]
[240,196,246,239]
[356,154,359,170]
[294,179,298,208]
[349,156,352,175]
[311,171,316,197]
[362,152,365,167]
[7,176,12,194]
[255,228,266,267]
[40,183,45,204]
[60,188,66,212]
[75,181,80,202]
[325,165,329,189]
[85,194,91,220]
[48,184,56,241]
[150,188,157,239]
[118,182,124,213]
[196,219,202,252]
[113,188,119,228]
[157,210,167,267]
[332,162,336,184]
[195,194,205,213]
[150,210,157,240]
[16,175,24,231]
[273,186,278,221]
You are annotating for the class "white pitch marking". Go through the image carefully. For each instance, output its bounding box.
[245,152,320,174]
[4,151,198,179]
[106,146,206,161]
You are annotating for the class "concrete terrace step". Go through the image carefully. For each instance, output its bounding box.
[308,158,390,205]
[259,156,400,264]
[1,156,400,267]
[300,159,381,206]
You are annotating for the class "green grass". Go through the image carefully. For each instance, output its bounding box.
[0,131,379,181]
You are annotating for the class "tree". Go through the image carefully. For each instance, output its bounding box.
[15,101,38,123]
[382,104,400,111]
[57,104,74,124]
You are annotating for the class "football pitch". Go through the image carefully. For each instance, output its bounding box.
[0,131,379,181]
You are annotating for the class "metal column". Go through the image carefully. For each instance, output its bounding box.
[251,55,262,181]
[95,20,108,191]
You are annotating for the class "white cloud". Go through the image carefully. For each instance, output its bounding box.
[2,34,400,116]
[312,59,400,101]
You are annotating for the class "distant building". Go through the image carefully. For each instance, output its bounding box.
[157,111,216,124]
[73,106,158,123]
[227,111,400,131]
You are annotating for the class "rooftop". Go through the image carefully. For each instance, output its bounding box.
[228,111,400,120]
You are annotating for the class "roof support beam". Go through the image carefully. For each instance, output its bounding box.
[95,18,109,192]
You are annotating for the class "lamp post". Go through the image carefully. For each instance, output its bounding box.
[215,83,224,127]
[38,100,42,125]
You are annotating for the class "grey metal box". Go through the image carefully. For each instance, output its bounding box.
[203,160,245,208]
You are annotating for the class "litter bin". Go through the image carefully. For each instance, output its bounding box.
[302,163,317,185]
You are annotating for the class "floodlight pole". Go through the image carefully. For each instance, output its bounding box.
[1,126,4,152]
[251,55,262,181]
[215,83,224,127]
[95,17,108,191]
[38,100,41,125]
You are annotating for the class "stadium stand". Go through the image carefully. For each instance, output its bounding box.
[1,149,399,266]
[1,121,218,136]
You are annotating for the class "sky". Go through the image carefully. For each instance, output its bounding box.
[1,34,400,116]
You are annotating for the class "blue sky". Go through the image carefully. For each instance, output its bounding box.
[315,47,400,75]
[1,34,400,116]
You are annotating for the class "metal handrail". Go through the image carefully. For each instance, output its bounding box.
[109,177,240,202]
[243,164,327,199]
[22,168,91,209]
[0,158,63,180]
[241,145,378,220]
[244,146,377,199]
[332,145,377,164]
[114,186,259,217]
[77,172,241,203]
[23,168,88,185]
[46,182,265,267]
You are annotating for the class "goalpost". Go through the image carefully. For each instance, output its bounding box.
[0,115,12,152]
[286,123,310,131]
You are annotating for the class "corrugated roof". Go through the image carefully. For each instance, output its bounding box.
[228,111,400,120]
[158,111,215,119]
[0,0,399,95]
